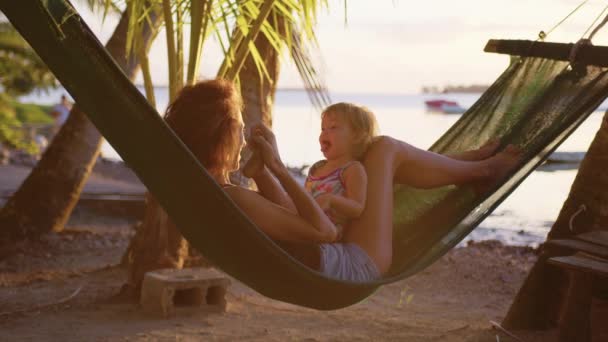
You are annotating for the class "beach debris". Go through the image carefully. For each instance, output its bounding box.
[397,286,414,308]
[489,320,524,342]
[0,146,9,165]
[140,267,230,317]
[0,285,83,317]
[444,325,469,333]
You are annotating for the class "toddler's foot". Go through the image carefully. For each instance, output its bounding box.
[242,150,264,178]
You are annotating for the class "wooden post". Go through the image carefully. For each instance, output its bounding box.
[559,271,593,342]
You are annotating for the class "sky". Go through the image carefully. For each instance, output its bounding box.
[76,0,608,94]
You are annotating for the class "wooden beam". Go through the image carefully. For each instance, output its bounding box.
[484,39,608,67]
[545,239,608,259]
[576,230,608,248]
[548,252,608,276]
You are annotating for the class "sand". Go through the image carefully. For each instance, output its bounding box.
[0,210,557,342]
[0,162,562,341]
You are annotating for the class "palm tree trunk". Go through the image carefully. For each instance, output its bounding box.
[231,14,283,186]
[124,12,285,294]
[0,7,161,245]
[240,17,281,134]
[503,112,608,329]
[123,193,189,295]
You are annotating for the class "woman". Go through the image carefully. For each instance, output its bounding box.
[165,79,520,282]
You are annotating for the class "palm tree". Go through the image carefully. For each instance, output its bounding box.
[122,0,331,294]
[0,2,162,245]
[233,13,329,186]
[503,112,608,329]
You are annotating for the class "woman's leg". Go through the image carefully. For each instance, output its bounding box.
[344,136,520,274]
[446,139,500,161]
[343,137,404,274]
[393,139,517,189]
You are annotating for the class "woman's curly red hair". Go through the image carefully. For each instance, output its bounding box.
[164,79,243,174]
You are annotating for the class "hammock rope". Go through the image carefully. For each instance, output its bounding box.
[581,3,608,40]
[569,4,608,65]
[539,0,589,40]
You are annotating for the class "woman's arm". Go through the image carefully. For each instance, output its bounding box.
[250,164,297,213]
[251,124,338,242]
[225,187,335,242]
[243,137,297,212]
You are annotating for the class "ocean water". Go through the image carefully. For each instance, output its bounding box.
[20,87,606,247]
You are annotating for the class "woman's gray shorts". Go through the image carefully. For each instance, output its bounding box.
[319,243,381,282]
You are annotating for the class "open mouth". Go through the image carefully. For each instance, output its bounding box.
[320,139,331,153]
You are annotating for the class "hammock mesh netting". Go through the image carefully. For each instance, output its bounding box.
[391,57,608,277]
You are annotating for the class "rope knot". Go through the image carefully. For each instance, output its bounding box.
[569,38,592,66]
[538,31,547,40]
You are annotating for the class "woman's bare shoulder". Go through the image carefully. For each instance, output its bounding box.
[224,185,276,208]
[223,185,258,198]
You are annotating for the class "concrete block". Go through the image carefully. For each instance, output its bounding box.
[140,268,230,317]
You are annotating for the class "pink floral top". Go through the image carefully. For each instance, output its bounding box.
[304,160,356,236]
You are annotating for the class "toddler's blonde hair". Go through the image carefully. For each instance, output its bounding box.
[322,102,379,159]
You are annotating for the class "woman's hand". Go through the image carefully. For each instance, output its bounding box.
[250,123,286,175]
[251,122,279,150]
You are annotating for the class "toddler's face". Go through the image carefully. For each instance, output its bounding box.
[319,114,357,160]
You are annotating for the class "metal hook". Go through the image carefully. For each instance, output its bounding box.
[569,204,587,232]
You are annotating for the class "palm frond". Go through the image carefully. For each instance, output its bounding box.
[119,0,334,109]
[84,0,123,22]
[289,28,330,109]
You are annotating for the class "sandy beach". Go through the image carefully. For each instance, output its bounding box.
[0,232,544,341]
[0,162,556,342]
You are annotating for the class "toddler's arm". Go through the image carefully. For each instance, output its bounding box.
[328,162,367,219]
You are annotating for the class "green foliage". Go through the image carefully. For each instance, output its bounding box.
[0,93,49,154]
[0,22,58,95]
[12,101,53,124]
[0,20,60,154]
[113,0,330,105]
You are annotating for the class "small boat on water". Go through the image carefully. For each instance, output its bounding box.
[538,151,586,172]
[424,99,466,114]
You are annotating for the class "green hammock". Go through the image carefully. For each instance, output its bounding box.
[4,0,608,310]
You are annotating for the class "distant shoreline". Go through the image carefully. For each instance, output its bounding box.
[131,84,321,93]
[421,84,490,94]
